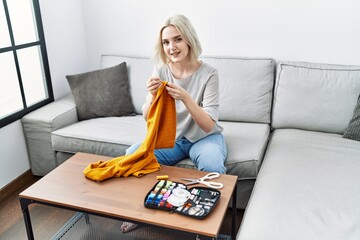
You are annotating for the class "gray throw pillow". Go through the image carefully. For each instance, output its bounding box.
[343,94,360,141]
[66,62,135,121]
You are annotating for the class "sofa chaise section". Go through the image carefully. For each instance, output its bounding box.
[238,129,360,240]
[237,61,360,239]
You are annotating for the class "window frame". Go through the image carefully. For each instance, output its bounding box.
[0,0,53,128]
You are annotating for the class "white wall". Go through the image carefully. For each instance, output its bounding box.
[0,0,87,189]
[40,0,89,100]
[0,121,29,188]
[2,0,360,188]
[83,0,360,69]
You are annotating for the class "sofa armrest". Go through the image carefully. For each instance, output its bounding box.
[22,94,78,176]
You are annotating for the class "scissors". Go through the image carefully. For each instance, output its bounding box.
[181,172,224,189]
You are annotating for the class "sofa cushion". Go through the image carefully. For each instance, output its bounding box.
[101,55,275,123]
[202,57,275,123]
[176,121,271,180]
[272,61,360,134]
[175,121,270,209]
[343,94,360,141]
[237,129,360,240]
[66,62,135,120]
[101,55,153,114]
[52,117,270,181]
[51,115,146,157]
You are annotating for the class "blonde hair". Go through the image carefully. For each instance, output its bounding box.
[153,15,202,66]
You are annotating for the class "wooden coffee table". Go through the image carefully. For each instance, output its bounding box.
[19,152,238,239]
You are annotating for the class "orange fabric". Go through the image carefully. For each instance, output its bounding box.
[83,82,176,181]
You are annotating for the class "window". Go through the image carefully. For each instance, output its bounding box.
[0,0,53,128]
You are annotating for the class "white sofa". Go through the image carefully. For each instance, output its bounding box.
[22,55,360,238]
[22,55,275,209]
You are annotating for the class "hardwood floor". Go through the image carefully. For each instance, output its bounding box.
[0,175,243,239]
[0,176,39,238]
[0,177,75,240]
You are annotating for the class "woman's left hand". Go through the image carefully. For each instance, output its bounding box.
[165,82,189,101]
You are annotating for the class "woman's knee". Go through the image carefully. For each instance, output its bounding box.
[197,152,227,174]
[190,135,227,174]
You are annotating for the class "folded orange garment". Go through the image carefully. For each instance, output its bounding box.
[83,81,176,181]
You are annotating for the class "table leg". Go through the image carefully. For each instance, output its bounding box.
[85,213,90,224]
[231,181,238,240]
[196,234,216,239]
[19,198,34,240]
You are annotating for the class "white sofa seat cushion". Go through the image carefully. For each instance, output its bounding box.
[176,121,271,179]
[51,115,146,157]
[222,121,270,178]
[238,129,360,240]
[272,61,360,134]
[53,117,270,180]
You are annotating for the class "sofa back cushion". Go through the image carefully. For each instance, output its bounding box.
[272,61,360,134]
[201,57,275,123]
[101,55,152,114]
[101,55,275,123]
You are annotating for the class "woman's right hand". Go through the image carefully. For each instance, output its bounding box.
[147,77,162,96]
[142,77,162,119]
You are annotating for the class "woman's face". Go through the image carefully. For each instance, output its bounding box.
[161,25,190,63]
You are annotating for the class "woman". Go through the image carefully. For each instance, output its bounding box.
[121,14,227,233]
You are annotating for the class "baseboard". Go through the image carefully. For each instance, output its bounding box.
[0,170,35,202]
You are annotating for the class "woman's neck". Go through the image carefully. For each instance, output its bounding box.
[169,59,201,80]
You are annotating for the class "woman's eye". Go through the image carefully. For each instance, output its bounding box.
[175,38,182,42]
[162,41,169,45]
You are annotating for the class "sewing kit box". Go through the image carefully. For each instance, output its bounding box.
[144,180,221,219]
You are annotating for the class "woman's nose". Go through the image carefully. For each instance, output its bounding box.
[169,41,176,50]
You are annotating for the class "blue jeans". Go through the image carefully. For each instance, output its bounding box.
[126,133,227,174]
